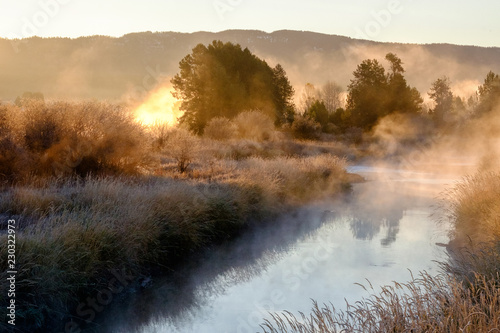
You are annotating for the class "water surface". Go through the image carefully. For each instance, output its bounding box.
[105,164,468,333]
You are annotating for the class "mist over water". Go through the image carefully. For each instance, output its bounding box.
[97,159,474,333]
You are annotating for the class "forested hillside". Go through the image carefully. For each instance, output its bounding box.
[1,30,499,101]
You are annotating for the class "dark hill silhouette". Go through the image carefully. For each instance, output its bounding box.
[1,30,499,101]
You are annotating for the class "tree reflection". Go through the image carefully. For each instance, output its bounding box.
[348,212,403,247]
[345,179,426,247]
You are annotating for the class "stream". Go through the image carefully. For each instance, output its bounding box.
[100,163,473,333]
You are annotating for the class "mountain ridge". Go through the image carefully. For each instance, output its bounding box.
[1,30,499,101]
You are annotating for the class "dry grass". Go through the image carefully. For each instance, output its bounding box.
[235,155,348,203]
[0,150,350,331]
[261,271,500,333]
[0,164,350,329]
[444,172,500,245]
[0,176,261,329]
[440,171,500,295]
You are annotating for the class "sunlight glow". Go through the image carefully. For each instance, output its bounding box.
[134,86,182,126]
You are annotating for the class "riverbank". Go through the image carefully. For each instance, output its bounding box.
[262,168,500,333]
[0,154,356,332]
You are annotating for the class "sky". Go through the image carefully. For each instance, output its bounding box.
[1,0,499,47]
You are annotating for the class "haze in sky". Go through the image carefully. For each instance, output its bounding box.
[1,0,499,47]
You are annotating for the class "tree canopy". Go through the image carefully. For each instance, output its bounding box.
[346,59,387,130]
[345,53,422,130]
[171,40,295,133]
[428,76,453,125]
[476,71,500,116]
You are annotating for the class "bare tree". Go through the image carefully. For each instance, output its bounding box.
[320,81,343,114]
[300,83,320,113]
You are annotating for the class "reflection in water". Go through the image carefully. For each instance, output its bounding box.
[346,181,408,247]
[349,216,401,246]
[345,164,460,246]
[93,208,333,333]
[100,165,461,333]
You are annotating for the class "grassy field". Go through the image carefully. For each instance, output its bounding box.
[0,101,356,331]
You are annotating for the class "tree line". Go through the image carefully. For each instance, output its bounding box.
[172,40,500,138]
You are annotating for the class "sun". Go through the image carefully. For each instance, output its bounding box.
[134,86,182,126]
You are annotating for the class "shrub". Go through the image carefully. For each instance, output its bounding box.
[149,122,171,151]
[22,101,65,154]
[204,117,238,141]
[290,115,321,140]
[0,137,30,183]
[0,105,30,182]
[0,101,151,180]
[305,100,329,129]
[14,91,45,107]
[234,110,276,141]
[160,127,199,173]
[342,126,363,144]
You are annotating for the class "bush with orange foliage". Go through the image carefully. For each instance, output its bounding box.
[0,100,151,182]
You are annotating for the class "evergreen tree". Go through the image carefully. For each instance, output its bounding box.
[428,76,453,125]
[385,53,423,115]
[346,59,388,130]
[305,100,329,129]
[272,64,296,125]
[346,53,422,131]
[476,71,500,116]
